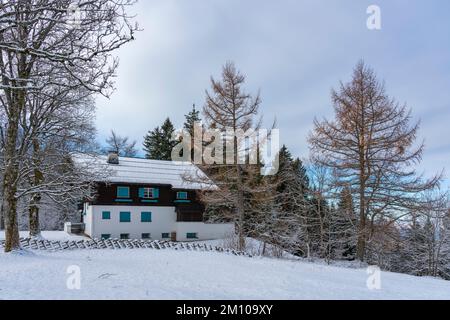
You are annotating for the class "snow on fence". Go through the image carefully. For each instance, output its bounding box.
[0,238,252,257]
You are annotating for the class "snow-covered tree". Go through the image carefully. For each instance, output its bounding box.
[257,145,310,257]
[398,194,450,279]
[326,187,357,261]
[0,0,138,252]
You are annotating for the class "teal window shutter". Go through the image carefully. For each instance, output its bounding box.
[186,232,197,239]
[101,234,111,240]
[102,211,111,220]
[141,212,152,222]
[153,188,159,198]
[120,212,131,222]
[117,186,130,198]
[138,188,144,198]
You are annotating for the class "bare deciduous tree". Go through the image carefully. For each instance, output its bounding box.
[308,61,442,261]
[0,0,138,251]
[104,130,137,157]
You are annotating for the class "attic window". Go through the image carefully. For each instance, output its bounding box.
[177,191,188,200]
[139,187,159,199]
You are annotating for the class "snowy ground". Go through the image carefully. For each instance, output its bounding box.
[0,231,88,241]
[1,248,450,300]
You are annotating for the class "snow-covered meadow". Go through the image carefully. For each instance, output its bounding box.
[1,244,449,300]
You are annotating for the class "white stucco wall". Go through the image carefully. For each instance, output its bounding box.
[83,205,93,237]
[88,205,176,240]
[175,222,235,242]
[83,204,235,242]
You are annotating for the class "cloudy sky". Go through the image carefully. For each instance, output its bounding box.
[95,0,450,185]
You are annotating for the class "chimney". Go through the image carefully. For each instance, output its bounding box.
[107,151,119,165]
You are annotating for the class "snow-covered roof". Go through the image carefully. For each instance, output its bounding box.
[72,154,212,190]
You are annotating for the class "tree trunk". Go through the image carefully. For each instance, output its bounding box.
[3,174,20,252]
[356,125,367,262]
[356,190,367,261]
[356,189,366,262]
[3,91,25,252]
[28,139,43,237]
[28,196,41,238]
[0,199,4,230]
[236,184,246,251]
[234,125,246,251]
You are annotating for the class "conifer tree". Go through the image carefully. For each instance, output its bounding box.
[182,104,202,161]
[196,62,262,250]
[309,61,441,261]
[184,104,201,137]
[328,187,357,260]
[143,118,177,160]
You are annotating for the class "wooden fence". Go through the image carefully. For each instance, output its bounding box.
[0,238,252,257]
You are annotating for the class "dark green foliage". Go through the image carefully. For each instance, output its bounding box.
[183,104,201,137]
[143,118,177,160]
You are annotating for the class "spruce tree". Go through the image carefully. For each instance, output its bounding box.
[143,118,177,160]
[330,187,357,260]
[257,145,311,256]
[182,104,202,161]
[183,104,201,137]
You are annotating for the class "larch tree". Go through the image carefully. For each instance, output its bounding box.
[0,0,138,252]
[308,61,441,262]
[199,61,262,251]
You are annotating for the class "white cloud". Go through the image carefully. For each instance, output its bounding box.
[95,0,450,185]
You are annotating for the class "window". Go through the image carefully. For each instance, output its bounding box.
[139,187,159,199]
[120,233,130,240]
[162,233,170,239]
[102,211,111,220]
[101,234,111,240]
[120,211,131,222]
[142,233,151,239]
[141,212,152,222]
[177,191,188,200]
[186,232,197,239]
[117,186,130,198]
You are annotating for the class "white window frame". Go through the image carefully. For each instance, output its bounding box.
[143,187,155,199]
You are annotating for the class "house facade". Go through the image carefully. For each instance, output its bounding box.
[75,153,234,241]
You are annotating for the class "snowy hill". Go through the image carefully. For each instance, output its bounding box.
[1,248,449,300]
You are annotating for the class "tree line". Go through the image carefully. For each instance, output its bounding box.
[141,61,449,280]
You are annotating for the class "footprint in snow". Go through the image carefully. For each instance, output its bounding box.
[98,273,117,279]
